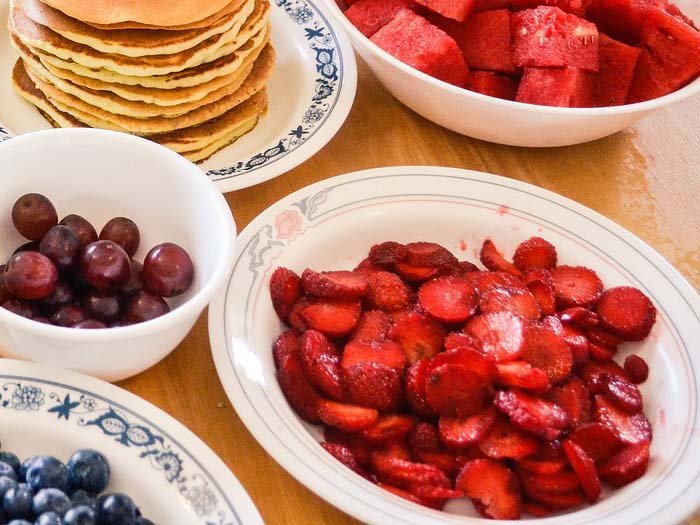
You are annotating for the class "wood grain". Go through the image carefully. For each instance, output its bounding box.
[119,59,700,525]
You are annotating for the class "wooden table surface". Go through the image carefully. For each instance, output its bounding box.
[119,59,700,525]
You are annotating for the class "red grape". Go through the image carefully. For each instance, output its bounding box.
[50,304,88,327]
[0,266,11,304]
[82,291,122,323]
[120,260,145,298]
[2,299,37,319]
[59,214,97,249]
[74,319,107,329]
[80,241,130,290]
[4,252,58,299]
[143,243,194,298]
[38,282,75,314]
[12,193,58,240]
[125,291,170,323]
[13,241,40,255]
[100,217,140,258]
[39,225,80,275]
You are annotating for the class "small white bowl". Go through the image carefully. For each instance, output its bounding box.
[323,0,700,147]
[0,128,237,382]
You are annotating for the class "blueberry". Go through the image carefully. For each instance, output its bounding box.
[0,453,20,475]
[7,520,32,525]
[0,464,17,483]
[25,458,67,492]
[18,457,38,483]
[3,483,34,519]
[34,512,61,525]
[69,490,95,510]
[32,489,70,517]
[63,506,95,525]
[96,494,135,525]
[66,451,109,495]
[134,519,154,525]
[0,476,18,499]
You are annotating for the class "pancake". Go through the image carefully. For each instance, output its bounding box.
[26,43,276,135]
[18,0,253,57]
[11,0,269,77]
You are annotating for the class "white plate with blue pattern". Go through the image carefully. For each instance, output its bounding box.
[0,0,357,193]
[209,166,700,524]
[0,358,263,525]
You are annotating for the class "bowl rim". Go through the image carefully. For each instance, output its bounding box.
[323,0,700,115]
[0,128,237,341]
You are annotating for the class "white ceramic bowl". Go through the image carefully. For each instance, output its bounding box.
[0,128,237,382]
[322,1,700,147]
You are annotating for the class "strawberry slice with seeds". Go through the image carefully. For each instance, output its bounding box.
[273,329,301,372]
[517,456,568,475]
[395,261,439,283]
[597,373,643,413]
[377,457,452,487]
[351,310,393,342]
[522,268,557,316]
[318,399,379,432]
[276,351,322,423]
[439,260,480,277]
[495,389,570,440]
[324,426,373,467]
[624,354,649,384]
[456,459,522,519]
[301,299,361,338]
[513,236,558,270]
[270,267,302,321]
[593,395,652,445]
[480,285,541,322]
[478,417,540,459]
[407,484,463,500]
[301,269,368,299]
[562,440,601,503]
[588,341,616,361]
[516,467,580,494]
[389,311,446,363]
[444,331,482,352]
[480,239,522,276]
[376,482,423,505]
[560,324,590,367]
[595,286,657,341]
[343,362,403,411]
[598,443,650,487]
[548,377,592,427]
[496,361,550,391]
[369,241,408,269]
[465,311,526,362]
[353,258,382,274]
[425,363,492,417]
[287,298,309,332]
[558,307,600,329]
[412,450,459,477]
[341,339,406,371]
[586,326,624,348]
[468,271,525,295]
[569,422,621,463]
[550,265,603,309]
[438,407,497,448]
[579,360,630,388]
[405,241,458,267]
[522,325,573,384]
[418,276,479,324]
[522,487,585,510]
[321,442,373,480]
[362,414,416,445]
[300,330,345,401]
[522,501,552,517]
[365,271,411,311]
[405,359,434,417]
[409,421,441,453]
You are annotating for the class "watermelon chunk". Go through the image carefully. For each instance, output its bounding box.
[345,0,412,37]
[414,0,477,21]
[595,34,641,106]
[460,10,518,74]
[371,8,470,87]
[511,0,591,17]
[627,8,700,103]
[511,7,599,71]
[586,0,667,45]
[516,67,595,107]
[467,71,519,99]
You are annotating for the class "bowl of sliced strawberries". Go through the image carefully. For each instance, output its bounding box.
[323,0,700,146]
[210,166,700,524]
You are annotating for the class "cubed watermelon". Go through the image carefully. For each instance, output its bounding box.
[627,8,700,102]
[511,0,590,17]
[371,8,470,86]
[586,0,667,45]
[511,7,599,71]
[345,0,412,36]
[414,0,477,21]
[516,67,595,106]
[595,34,641,106]
[467,70,520,99]
[459,10,518,74]
[475,0,511,11]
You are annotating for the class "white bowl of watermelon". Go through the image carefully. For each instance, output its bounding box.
[324,0,700,147]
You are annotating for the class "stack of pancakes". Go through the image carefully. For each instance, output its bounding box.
[8,0,274,161]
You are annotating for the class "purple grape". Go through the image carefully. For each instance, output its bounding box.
[124,292,169,323]
[59,214,97,249]
[81,291,121,323]
[4,252,58,300]
[50,305,87,327]
[39,226,80,276]
[142,243,194,298]
[99,218,140,258]
[12,193,58,241]
[12,241,40,256]
[120,260,145,298]
[0,265,11,304]
[2,299,37,319]
[37,282,75,315]
[80,241,130,290]
[74,320,107,329]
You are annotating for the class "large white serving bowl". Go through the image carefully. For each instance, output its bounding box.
[321,0,700,147]
[0,128,237,382]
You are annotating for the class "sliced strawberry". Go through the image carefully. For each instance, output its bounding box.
[287,298,309,332]
[428,347,498,378]
[624,354,649,384]
[586,326,624,348]
[579,360,630,388]
[560,324,590,367]
[548,377,591,427]
[598,443,650,487]
[300,330,345,401]
[522,325,573,384]
[407,484,463,500]
[272,329,301,372]
[369,241,408,269]
[353,258,382,274]
[394,261,439,283]
[324,426,373,467]
[522,268,557,316]
[318,399,379,432]
[495,389,569,440]
[376,482,423,505]
[405,241,458,267]
[522,501,552,517]
[301,299,362,338]
[465,311,526,362]
[516,467,580,494]
[589,342,616,361]
[468,271,526,296]
[341,339,406,371]
[418,276,479,324]
[513,237,558,270]
[438,407,498,448]
[523,487,585,509]
[425,363,492,417]
[320,442,373,480]
[558,307,600,330]
[456,459,522,520]
[478,417,540,459]
[351,310,393,342]
[412,450,459,477]
[593,395,652,445]
[439,260,480,277]
[270,267,302,321]
[302,268,368,299]
[550,265,603,309]
[496,361,550,391]
[375,457,452,487]
[569,422,621,463]
[277,351,322,423]
[596,286,657,341]
[597,373,643,413]
[362,414,415,444]
[389,311,445,363]
[405,359,434,417]
[444,331,482,352]
[479,285,541,322]
[343,362,403,411]
[409,421,441,453]
[517,456,568,475]
[480,239,522,276]
[562,440,600,503]
[365,271,411,311]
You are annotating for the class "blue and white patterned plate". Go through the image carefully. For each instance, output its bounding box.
[0,359,263,525]
[0,0,357,193]
[209,166,700,524]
